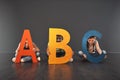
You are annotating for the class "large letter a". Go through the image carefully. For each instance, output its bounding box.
[15,29,38,63]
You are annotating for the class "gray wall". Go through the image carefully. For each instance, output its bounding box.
[0,0,120,54]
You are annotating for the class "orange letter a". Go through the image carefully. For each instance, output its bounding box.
[15,29,38,63]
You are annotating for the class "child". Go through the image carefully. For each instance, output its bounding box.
[12,40,41,63]
[78,36,107,60]
[47,35,74,62]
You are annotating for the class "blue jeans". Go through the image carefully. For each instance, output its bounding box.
[15,52,40,62]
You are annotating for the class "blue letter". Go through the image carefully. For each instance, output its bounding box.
[82,30,105,63]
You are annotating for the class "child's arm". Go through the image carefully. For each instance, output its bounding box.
[95,40,102,54]
[15,43,20,56]
[32,42,40,52]
[46,47,50,55]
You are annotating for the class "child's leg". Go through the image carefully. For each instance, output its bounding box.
[21,56,32,62]
[95,41,102,55]
[21,52,41,62]
[36,52,41,61]
[12,52,18,62]
[102,50,107,59]
[36,52,40,57]
[78,51,87,59]
[15,52,18,57]
[102,50,107,54]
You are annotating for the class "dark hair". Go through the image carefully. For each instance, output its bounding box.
[88,36,96,39]
[87,36,96,49]
[56,35,63,40]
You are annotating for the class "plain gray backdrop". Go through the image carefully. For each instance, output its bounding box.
[0,0,120,54]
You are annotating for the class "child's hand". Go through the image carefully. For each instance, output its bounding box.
[33,48,36,51]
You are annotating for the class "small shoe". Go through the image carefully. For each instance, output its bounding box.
[37,57,41,61]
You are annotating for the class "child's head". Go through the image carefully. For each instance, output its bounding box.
[25,40,29,48]
[87,36,96,45]
[56,35,63,42]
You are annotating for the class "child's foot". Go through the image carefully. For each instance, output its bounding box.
[12,57,16,62]
[69,58,73,62]
[37,57,41,61]
[21,59,25,62]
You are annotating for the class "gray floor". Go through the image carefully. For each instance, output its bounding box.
[0,53,120,80]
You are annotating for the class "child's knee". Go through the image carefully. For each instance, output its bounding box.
[36,52,40,56]
[102,50,107,55]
